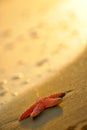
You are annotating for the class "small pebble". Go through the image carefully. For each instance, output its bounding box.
[0,102,5,106]
[22,99,25,102]
[12,92,18,96]
[0,91,7,96]
[12,73,23,80]
[29,30,39,39]
[0,85,7,96]
[0,103,4,105]
[0,85,4,90]
[22,79,30,84]
[0,79,7,85]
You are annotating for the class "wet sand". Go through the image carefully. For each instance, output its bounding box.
[0,48,87,130]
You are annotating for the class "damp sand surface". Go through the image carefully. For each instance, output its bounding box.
[0,48,87,130]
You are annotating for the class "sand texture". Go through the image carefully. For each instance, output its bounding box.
[0,0,87,107]
[0,0,87,130]
[0,48,87,130]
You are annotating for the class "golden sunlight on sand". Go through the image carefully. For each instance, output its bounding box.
[0,0,87,106]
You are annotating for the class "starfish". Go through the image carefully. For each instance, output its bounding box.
[19,92,66,120]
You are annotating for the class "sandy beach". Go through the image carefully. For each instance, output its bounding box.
[0,0,87,108]
[0,48,87,130]
[0,0,87,130]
